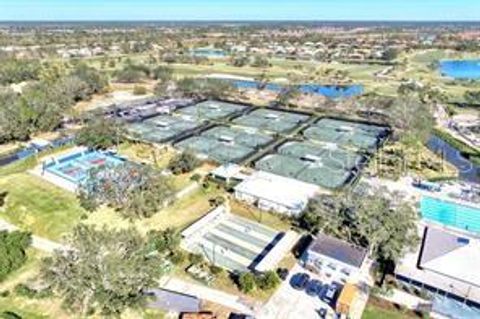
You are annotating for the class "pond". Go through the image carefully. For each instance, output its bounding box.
[439,60,480,80]
[426,135,480,184]
[190,48,227,58]
[232,80,364,99]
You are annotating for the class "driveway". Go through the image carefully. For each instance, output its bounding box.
[257,263,335,319]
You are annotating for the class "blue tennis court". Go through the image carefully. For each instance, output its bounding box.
[44,150,125,184]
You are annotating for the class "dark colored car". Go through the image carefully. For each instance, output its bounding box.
[290,273,310,290]
[277,268,289,281]
[323,282,341,304]
[317,308,327,318]
[228,313,255,319]
[305,279,322,296]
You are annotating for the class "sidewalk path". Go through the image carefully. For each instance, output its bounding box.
[0,219,66,253]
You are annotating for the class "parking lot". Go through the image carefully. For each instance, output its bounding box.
[258,263,337,319]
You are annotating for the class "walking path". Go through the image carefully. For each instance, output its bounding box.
[0,219,67,253]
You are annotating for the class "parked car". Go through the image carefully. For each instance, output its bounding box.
[317,308,327,318]
[277,268,289,281]
[322,284,337,303]
[290,273,310,290]
[229,314,254,319]
[305,279,322,296]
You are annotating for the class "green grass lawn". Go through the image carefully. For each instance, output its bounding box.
[0,173,86,241]
[0,249,61,319]
[363,306,415,319]
[362,297,424,319]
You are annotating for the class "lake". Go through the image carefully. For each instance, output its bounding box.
[439,60,480,80]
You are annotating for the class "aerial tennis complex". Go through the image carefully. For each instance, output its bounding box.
[121,100,390,190]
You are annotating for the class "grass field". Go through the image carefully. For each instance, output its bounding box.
[0,173,86,240]
[0,249,67,319]
[362,297,425,319]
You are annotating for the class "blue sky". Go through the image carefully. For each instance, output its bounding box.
[1,0,480,21]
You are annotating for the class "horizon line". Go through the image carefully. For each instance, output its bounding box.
[1,19,480,23]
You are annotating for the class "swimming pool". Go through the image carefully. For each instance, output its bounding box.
[439,60,480,80]
[231,80,364,99]
[421,196,480,234]
[44,150,125,184]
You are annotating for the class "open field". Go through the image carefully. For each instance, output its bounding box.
[0,173,86,240]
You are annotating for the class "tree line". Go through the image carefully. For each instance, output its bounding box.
[0,62,108,143]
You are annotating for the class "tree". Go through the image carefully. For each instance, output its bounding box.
[152,65,173,82]
[0,231,32,282]
[255,271,280,290]
[75,118,126,149]
[153,66,173,97]
[382,48,399,61]
[0,57,41,85]
[174,78,234,99]
[78,163,175,219]
[251,55,269,68]
[70,64,108,95]
[464,90,480,105]
[275,85,301,108]
[388,95,435,145]
[230,55,249,67]
[167,150,201,175]
[114,63,150,83]
[238,272,256,293]
[41,225,166,316]
[147,228,181,254]
[298,188,419,274]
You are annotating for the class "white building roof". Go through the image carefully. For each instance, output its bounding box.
[419,227,480,287]
[396,225,480,303]
[234,171,319,210]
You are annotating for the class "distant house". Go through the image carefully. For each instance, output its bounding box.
[303,233,368,282]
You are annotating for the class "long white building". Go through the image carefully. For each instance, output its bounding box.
[234,170,319,216]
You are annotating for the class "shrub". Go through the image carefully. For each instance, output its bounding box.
[1,311,22,319]
[238,272,256,293]
[210,265,223,275]
[170,251,186,265]
[209,196,225,207]
[255,271,281,290]
[188,253,204,266]
[133,85,147,95]
[0,290,9,298]
[14,284,35,298]
[0,231,31,282]
[167,150,201,175]
[190,173,202,182]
